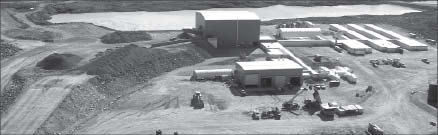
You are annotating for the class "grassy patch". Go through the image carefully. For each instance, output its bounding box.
[4,28,56,42]
[100,31,152,44]
[0,2,38,12]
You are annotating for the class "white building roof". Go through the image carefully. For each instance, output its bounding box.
[338,40,371,49]
[236,59,302,71]
[329,24,349,31]
[369,40,400,48]
[260,35,275,40]
[279,28,322,32]
[261,42,283,49]
[197,11,260,20]
[267,48,284,56]
[347,24,390,40]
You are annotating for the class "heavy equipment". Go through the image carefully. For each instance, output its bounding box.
[392,58,406,68]
[370,59,379,68]
[190,91,204,109]
[422,58,430,64]
[320,102,338,118]
[282,101,300,111]
[252,107,281,120]
[239,89,247,97]
[336,104,364,116]
[303,90,322,110]
[366,123,384,135]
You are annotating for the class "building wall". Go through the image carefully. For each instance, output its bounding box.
[235,65,303,90]
[195,12,206,31]
[196,13,260,48]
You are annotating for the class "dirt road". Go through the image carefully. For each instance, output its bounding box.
[0,74,92,134]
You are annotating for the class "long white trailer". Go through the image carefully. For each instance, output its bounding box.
[364,24,428,51]
[346,24,390,40]
[361,40,401,53]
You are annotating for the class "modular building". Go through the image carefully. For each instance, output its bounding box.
[329,24,349,32]
[337,40,372,55]
[363,24,400,39]
[196,11,261,48]
[235,60,303,91]
[346,24,390,40]
[277,28,322,39]
[362,40,401,53]
[389,39,428,51]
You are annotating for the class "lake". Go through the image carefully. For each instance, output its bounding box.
[49,4,421,31]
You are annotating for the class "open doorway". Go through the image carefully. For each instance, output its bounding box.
[261,77,272,88]
[289,77,301,86]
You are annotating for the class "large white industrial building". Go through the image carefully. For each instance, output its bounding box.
[235,59,303,91]
[195,11,261,48]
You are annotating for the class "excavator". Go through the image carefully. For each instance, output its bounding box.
[282,88,306,112]
[190,91,204,109]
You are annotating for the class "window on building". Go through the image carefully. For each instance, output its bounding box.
[261,77,272,88]
[289,77,301,86]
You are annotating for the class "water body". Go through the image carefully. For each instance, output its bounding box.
[411,1,437,5]
[49,4,421,31]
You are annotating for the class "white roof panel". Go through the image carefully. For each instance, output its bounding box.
[279,28,322,32]
[261,42,283,49]
[236,59,302,71]
[338,40,371,49]
[197,11,260,20]
[267,48,284,55]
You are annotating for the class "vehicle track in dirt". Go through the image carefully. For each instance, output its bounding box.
[0,74,92,134]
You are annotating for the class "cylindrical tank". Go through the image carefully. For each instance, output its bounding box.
[191,69,233,80]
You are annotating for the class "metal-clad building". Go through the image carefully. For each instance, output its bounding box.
[235,60,303,91]
[196,11,261,48]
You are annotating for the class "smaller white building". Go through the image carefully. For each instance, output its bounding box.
[277,28,322,39]
[235,60,303,91]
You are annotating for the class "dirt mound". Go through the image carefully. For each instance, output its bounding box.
[100,31,152,44]
[80,44,209,96]
[36,53,83,70]
[1,40,22,60]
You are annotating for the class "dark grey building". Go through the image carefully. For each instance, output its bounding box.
[195,11,261,48]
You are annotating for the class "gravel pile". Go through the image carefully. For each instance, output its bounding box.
[0,40,22,60]
[36,53,83,70]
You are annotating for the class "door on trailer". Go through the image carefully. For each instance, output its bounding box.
[274,76,286,89]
